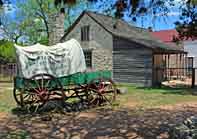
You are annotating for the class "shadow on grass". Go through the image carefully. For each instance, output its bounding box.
[11,98,112,116]
[2,104,197,139]
[133,85,196,95]
[11,101,89,115]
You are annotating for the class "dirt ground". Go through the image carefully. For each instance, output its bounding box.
[0,103,197,139]
[1,82,197,139]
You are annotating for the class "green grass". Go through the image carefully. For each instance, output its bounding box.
[0,83,16,113]
[117,84,197,109]
[1,83,197,113]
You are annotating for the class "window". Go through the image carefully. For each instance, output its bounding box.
[81,25,90,41]
[84,50,92,68]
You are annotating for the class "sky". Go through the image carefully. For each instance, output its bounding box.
[3,0,183,32]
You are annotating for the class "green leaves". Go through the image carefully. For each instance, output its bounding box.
[54,0,77,7]
[0,40,15,62]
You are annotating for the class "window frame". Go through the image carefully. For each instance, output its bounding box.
[83,49,92,68]
[81,25,90,41]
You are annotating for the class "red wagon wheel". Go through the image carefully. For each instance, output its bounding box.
[13,88,29,107]
[13,74,65,112]
[88,78,117,106]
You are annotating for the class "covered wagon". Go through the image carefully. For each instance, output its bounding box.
[13,39,116,111]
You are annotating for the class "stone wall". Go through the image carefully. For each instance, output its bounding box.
[62,14,113,71]
[48,13,65,46]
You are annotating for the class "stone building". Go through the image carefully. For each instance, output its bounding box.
[52,11,185,87]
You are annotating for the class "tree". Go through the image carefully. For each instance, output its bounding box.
[17,0,59,41]
[12,0,98,44]
[0,40,15,63]
[0,0,3,6]
[3,0,196,44]
[175,0,197,40]
[0,11,23,43]
[113,0,196,39]
[112,0,172,18]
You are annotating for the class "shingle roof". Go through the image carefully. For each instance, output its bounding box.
[150,29,184,50]
[151,29,179,43]
[61,11,185,54]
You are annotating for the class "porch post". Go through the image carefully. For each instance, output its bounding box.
[164,54,167,80]
[168,54,170,80]
[176,54,178,78]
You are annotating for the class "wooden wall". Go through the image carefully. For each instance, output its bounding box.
[113,37,153,87]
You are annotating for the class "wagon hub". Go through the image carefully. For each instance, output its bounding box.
[37,90,48,100]
[98,88,105,94]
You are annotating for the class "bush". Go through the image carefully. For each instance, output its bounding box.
[0,40,16,63]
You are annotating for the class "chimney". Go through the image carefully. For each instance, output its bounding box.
[48,12,65,46]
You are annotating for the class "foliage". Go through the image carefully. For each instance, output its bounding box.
[0,0,3,6]
[0,40,15,62]
[0,0,64,44]
[0,0,10,7]
[1,0,196,44]
[15,0,58,44]
[113,0,172,19]
[112,0,196,39]
[9,0,97,44]
[175,0,197,40]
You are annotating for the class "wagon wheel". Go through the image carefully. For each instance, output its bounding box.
[13,88,29,107]
[14,74,65,112]
[87,78,117,106]
[13,77,37,107]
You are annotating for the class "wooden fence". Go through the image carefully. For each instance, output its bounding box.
[0,63,16,82]
[154,67,196,88]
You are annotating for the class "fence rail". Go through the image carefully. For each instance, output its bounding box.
[0,63,16,82]
[154,67,196,88]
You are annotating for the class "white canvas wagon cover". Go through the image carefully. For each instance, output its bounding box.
[14,39,86,78]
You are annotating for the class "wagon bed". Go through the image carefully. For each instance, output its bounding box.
[14,70,112,89]
[13,70,116,112]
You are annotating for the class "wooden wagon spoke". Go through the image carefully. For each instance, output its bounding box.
[47,84,54,92]
[41,74,44,90]
[51,91,60,96]
[28,94,35,102]
[45,79,51,88]
[18,74,65,112]
[34,80,41,91]
[89,88,98,93]
[23,94,30,100]
[32,87,40,94]
[104,90,114,94]
[102,95,113,105]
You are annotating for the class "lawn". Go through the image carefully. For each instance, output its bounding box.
[0,83,197,113]
[116,84,197,109]
[0,83,15,112]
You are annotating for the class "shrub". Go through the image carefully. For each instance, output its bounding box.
[0,40,16,63]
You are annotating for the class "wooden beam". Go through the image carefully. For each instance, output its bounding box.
[192,68,195,88]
